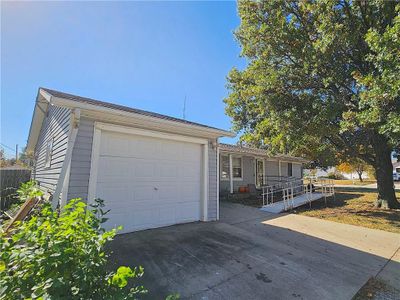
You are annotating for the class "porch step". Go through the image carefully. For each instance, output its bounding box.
[260,193,325,213]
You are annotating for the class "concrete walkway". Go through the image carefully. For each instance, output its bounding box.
[109,202,400,300]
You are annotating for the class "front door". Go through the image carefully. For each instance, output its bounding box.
[256,159,264,187]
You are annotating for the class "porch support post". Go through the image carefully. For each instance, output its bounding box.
[278,160,282,177]
[229,154,233,194]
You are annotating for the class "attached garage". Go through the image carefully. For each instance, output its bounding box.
[27,88,234,234]
[89,124,209,233]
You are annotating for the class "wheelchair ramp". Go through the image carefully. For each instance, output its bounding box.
[260,192,325,213]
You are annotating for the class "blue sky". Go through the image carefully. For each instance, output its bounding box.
[1,1,245,158]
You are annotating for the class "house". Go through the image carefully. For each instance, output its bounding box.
[393,162,400,181]
[26,88,306,233]
[218,143,307,194]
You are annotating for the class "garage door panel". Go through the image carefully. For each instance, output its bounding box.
[100,133,130,157]
[177,202,200,221]
[159,162,179,178]
[134,161,156,177]
[157,185,179,201]
[129,138,159,158]
[181,185,201,201]
[96,130,203,233]
[133,185,156,202]
[97,158,131,181]
[158,206,176,225]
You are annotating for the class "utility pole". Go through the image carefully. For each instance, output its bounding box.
[16,144,18,162]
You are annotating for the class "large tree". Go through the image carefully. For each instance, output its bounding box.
[225,0,400,208]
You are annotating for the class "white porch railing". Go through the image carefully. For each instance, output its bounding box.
[262,177,335,211]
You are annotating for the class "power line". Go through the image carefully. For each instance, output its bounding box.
[0,143,15,152]
[0,146,15,156]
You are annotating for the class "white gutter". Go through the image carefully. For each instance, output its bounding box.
[49,94,235,138]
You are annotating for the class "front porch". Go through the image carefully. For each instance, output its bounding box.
[218,143,306,196]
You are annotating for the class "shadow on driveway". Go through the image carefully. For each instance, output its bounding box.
[108,203,400,300]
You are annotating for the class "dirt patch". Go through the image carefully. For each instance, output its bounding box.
[352,278,400,300]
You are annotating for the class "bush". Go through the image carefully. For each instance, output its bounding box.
[326,172,345,180]
[16,180,44,201]
[0,198,146,299]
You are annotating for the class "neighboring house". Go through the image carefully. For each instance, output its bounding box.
[393,162,400,181]
[26,88,306,234]
[218,143,307,194]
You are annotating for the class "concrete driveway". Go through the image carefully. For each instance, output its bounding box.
[109,202,400,300]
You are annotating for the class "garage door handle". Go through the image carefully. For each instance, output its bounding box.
[154,187,158,191]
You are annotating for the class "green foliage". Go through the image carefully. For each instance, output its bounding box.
[0,198,146,299]
[327,172,345,180]
[16,180,44,201]
[226,0,400,162]
[166,293,181,300]
[226,0,400,206]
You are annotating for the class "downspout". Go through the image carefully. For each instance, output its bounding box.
[229,154,233,193]
[51,108,81,209]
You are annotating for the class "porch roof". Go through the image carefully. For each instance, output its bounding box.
[218,143,309,164]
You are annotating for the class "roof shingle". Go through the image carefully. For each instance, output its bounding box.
[41,87,231,133]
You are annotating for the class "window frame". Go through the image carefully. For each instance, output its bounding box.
[44,138,53,169]
[220,155,230,181]
[220,154,243,181]
[288,162,293,177]
[232,156,243,180]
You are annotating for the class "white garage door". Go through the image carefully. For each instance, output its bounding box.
[95,130,202,233]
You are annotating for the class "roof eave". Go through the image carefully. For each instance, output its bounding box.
[26,89,52,153]
[49,95,235,138]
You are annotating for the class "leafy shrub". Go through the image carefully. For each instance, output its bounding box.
[0,198,146,299]
[16,180,44,201]
[326,172,345,180]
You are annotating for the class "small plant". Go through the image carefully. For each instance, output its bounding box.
[16,180,43,201]
[0,198,146,299]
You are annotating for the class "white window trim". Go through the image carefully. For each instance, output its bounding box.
[220,154,230,181]
[255,158,265,187]
[220,154,243,181]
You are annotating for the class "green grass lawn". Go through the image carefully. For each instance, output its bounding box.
[293,189,400,234]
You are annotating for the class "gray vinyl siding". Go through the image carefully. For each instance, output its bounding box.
[293,163,302,178]
[33,105,71,194]
[67,117,94,201]
[208,141,217,220]
[281,162,288,177]
[219,155,254,193]
[266,160,279,180]
[219,156,304,193]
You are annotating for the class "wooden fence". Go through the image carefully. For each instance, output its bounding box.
[0,169,31,211]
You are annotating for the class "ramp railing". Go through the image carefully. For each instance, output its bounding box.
[262,177,335,210]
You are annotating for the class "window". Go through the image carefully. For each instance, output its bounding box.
[288,163,293,177]
[232,157,242,179]
[221,155,230,180]
[44,139,53,168]
[220,155,243,180]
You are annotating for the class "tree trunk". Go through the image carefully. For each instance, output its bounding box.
[357,171,363,182]
[372,135,399,209]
